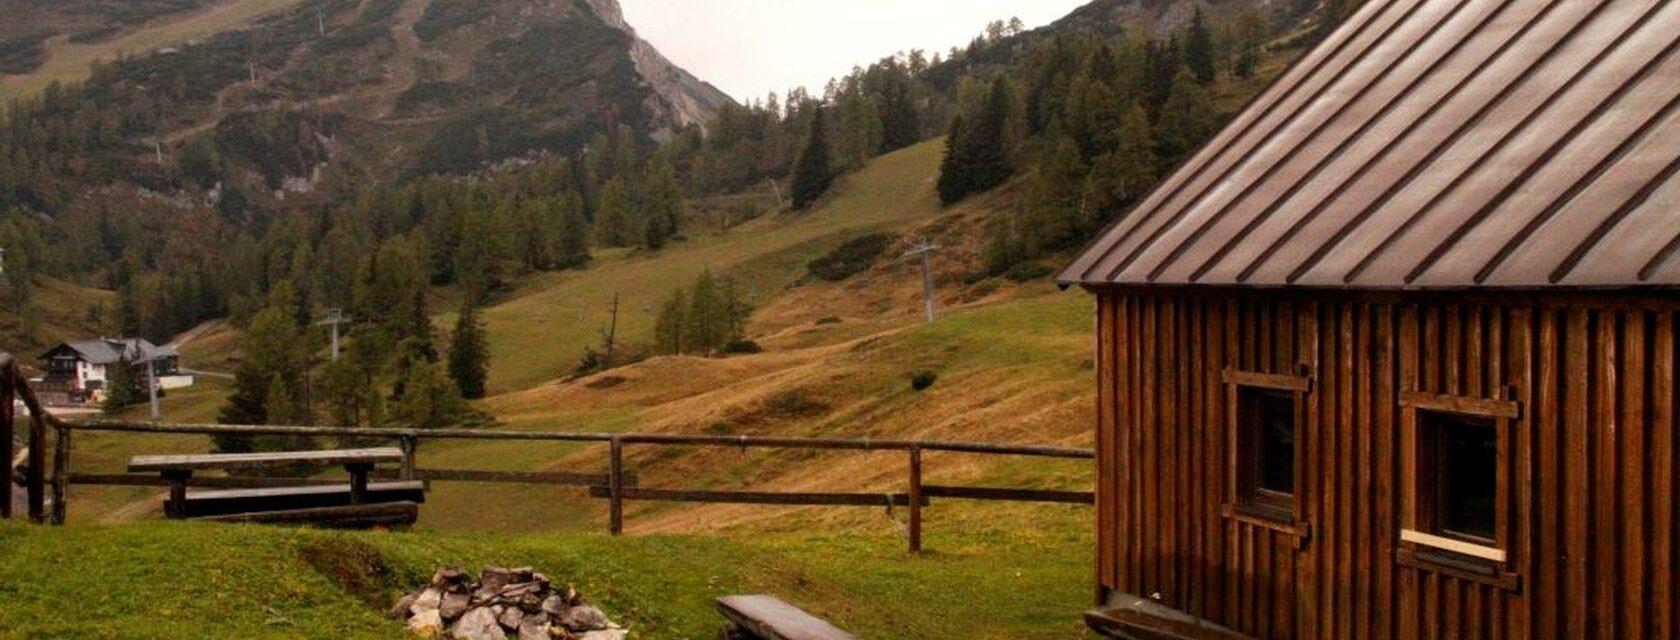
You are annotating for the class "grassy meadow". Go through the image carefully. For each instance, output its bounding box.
[0,518,1096,639]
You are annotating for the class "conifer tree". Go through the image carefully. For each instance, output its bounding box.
[1186,8,1218,85]
[216,305,310,452]
[446,301,490,399]
[594,177,637,246]
[962,77,1019,198]
[100,354,144,416]
[1155,69,1219,167]
[791,107,834,210]
[937,116,969,205]
[654,289,687,355]
[1022,133,1090,253]
[1083,104,1159,231]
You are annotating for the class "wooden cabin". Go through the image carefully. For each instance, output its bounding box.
[1059,1,1679,638]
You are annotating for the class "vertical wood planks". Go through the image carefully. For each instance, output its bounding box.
[1093,289,1678,640]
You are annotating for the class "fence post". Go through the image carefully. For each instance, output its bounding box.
[608,436,624,536]
[1,371,12,520]
[26,404,45,523]
[51,424,68,525]
[399,434,417,481]
[908,444,923,554]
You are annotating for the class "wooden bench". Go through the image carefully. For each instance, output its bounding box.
[174,481,426,518]
[128,448,411,525]
[716,595,858,640]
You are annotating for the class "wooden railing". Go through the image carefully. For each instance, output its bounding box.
[3,357,1093,553]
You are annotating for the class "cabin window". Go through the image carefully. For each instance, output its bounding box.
[1398,391,1520,589]
[1239,387,1296,510]
[1423,412,1497,542]
[1223,369,1309,530]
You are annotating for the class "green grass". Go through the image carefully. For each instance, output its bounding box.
[0,519,1097,639]
[478,140,948,394]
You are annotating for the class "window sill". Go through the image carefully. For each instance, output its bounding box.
[1396,547,1521,592]
[1222,503,1310,548]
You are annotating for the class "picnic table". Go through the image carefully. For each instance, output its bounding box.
[128,448,408,522]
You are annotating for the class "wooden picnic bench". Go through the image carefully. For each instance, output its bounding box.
[128,448,417,526]
[716,595,858,640]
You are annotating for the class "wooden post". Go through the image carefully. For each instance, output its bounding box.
[1,371,12,520]
[908,444,923,554]
[51,424,68,525]
[26,406,44,523]
[163,470,192,519]
[347,464,371,505]
[399,435,417,481]
[608,436,624,536]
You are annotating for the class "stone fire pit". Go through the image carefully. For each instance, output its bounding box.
[391,566,627,640]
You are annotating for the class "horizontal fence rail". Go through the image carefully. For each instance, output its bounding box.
[5,371,1094,553]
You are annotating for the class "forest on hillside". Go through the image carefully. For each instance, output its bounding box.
[0,0,1351,436]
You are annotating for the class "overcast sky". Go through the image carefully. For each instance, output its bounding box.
[620,0,1090,102]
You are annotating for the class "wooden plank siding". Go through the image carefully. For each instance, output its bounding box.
[1092,287,1680,640]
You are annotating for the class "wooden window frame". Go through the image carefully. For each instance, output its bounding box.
[1398,390,1522,591]
[1222,369,1311,541]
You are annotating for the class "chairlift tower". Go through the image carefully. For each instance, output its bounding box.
[902,239,942,324]
[319,309,350,361]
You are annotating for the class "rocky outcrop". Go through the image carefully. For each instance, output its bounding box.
[579,0,735,133]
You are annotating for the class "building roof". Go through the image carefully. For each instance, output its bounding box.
[1059,0,1680,290]
[43,339,178,365]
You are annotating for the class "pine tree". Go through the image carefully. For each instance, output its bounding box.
[964,77,1019,197]
[937,116,969,206]
[446,301,490,399]
[791,107,834,210]
[100,355,145,415]
[1185,8,1218,85]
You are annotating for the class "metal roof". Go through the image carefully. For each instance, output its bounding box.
[44,339,177,365]
[1059,0,1680,289]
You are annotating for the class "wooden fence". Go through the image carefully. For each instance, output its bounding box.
[1,356,1093,552]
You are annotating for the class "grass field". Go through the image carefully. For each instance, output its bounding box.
[0,0,311,103]
[476,139,951,394]
[0,519,1097,639]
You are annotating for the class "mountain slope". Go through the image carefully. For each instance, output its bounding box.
[1,0,734,198]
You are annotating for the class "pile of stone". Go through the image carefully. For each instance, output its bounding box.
[391,566,627,640]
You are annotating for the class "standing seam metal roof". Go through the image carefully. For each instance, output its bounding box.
[1058,0,1680,289]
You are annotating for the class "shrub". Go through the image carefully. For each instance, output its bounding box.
[808,234,892,282]
[911,371,939,392]
[1004,262,1055,283]
[815,316,843,326]
[723,339,763,355]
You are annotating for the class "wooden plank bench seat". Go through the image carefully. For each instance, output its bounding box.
[174,481,426,519]
[716,595,858,640]
[128,448,408,522]
[197,501,421,528]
